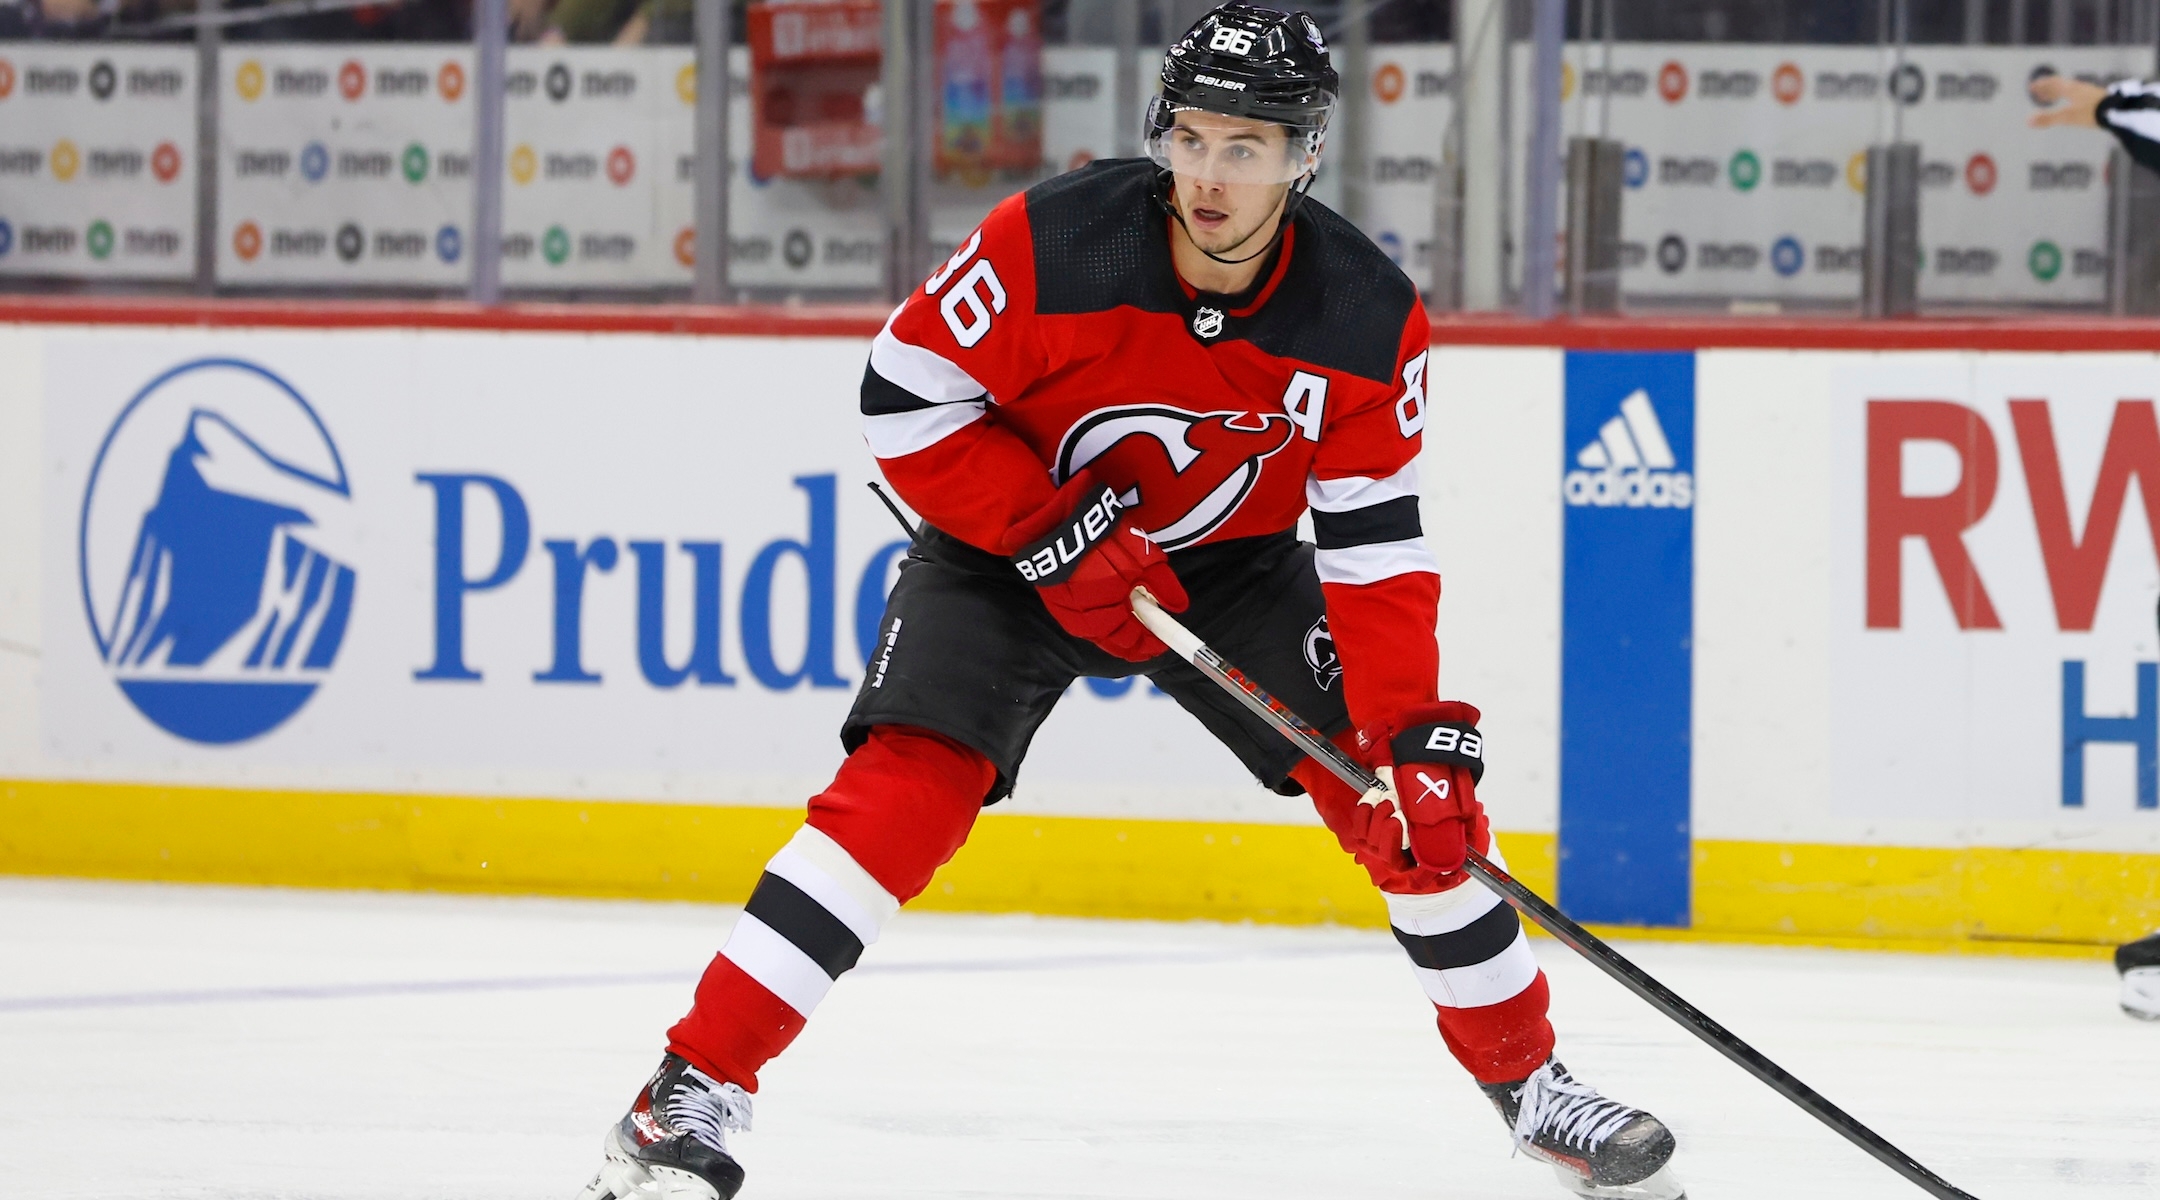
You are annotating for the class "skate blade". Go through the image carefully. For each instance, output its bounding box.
[1553,1163,1687,1200]
[576,1125,725,1200]
[2123,972,2160,1021]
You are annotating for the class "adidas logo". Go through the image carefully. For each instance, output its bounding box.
[1564,388,1694,509]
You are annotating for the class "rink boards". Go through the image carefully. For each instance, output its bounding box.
[0,306,2155,951]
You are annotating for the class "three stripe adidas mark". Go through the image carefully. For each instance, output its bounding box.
[1563,388,1694,510]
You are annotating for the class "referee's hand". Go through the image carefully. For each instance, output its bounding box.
[2030,74,2106,127]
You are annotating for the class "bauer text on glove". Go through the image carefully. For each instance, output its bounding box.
[1356,700,1487,877]
[1002,470,1189,661]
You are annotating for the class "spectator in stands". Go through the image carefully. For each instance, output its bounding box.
[508,0,549,38]
[534,0,688,44]
[249,0,473,40]
[3,0,112,37]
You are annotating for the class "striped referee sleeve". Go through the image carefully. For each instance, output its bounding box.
[2100,79,2160,175]
[1306,464,1440,585]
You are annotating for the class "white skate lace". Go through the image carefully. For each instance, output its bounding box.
[667,1064,755,1151]
[1511,1062,1638,1154]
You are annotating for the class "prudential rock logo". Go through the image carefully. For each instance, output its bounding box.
[80,359,355,744]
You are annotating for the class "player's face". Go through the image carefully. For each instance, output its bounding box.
[1165,114,1300,257]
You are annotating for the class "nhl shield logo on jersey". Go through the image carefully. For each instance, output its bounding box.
[1191,306,1227,341]
[1054,405,1296,549]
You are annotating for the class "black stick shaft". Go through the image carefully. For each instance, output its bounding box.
[867,481,921,540]
[1128,590,1982,1200]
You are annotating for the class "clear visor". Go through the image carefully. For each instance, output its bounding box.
[1144,97,1323,186]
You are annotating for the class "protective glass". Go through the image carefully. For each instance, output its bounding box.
[1143,98,1324,186]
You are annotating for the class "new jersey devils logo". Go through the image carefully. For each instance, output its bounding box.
[1054,405,1296,549]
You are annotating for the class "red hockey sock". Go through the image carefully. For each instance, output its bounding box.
[804,725,995,903]
[1292,746,1556,1086]
[1435,969,1556,1085]
[666,725,994,1090]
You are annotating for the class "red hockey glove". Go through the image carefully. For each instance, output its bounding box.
[1355,701,1487,878]
[1002,469,1189,661]
[1330,785,1419,875]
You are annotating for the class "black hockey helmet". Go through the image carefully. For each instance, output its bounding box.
[1146,3,1339,185]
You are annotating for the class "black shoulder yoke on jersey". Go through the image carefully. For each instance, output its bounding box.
[1022,159,1419,385]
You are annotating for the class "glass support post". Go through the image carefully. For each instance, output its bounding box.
[472,0,509,304]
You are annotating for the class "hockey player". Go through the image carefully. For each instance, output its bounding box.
[577,6,1680,1198]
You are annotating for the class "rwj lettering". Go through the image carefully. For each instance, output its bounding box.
[1866,398,2160,632]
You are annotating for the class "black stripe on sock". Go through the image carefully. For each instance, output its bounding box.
[745,873,866,979]
[1391,901,1522,971]
[1311,495,1423,550]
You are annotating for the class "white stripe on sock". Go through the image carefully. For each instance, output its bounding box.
[1410,930,1541,1009]
[783,826,901,928]
[1385,880,1503,937]
[765,828,899,948]
[1381,840,1514,937]
[721,912,837,1018]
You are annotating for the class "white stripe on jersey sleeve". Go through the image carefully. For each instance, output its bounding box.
[869,321,991,405]
[1315,537,1439,585]
[765,826,900,947]
[864,402,988,458]
[1307,462,1421,512]
[719,912,838,1017]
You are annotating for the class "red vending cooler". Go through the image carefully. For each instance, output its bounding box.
[747,0,884,179]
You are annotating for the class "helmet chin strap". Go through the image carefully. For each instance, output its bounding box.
[1157,173,1316,268]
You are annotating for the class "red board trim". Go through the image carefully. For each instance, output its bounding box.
[6,295,2160,352]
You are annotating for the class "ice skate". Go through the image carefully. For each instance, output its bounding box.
[577,1054,752,1200]
[2120,933,2160,1021]
[1481,1058,1684,1200]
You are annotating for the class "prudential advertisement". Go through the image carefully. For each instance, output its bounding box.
[37,329,1264,816]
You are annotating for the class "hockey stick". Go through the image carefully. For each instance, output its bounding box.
[1128,588,1984,1200]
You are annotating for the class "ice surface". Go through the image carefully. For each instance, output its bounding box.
[0,877,2152,1199]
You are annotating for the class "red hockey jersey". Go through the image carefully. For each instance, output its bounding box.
[861,160,1439,730]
